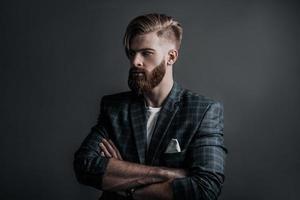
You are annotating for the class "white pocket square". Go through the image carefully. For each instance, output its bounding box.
[165,139,181,153]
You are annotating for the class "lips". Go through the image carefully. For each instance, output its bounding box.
[132,72,144,76]
[130,71,145,78]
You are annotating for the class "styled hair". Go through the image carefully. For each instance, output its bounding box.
[123,13,183,56]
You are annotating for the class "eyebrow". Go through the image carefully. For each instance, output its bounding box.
[129,48,155,52]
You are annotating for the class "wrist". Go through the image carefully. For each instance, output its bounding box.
[150,167,170,181]
[159,168,187,179]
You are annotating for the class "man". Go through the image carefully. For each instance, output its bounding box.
[74,13,227,200]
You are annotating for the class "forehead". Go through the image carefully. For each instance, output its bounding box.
[130,32,162,51]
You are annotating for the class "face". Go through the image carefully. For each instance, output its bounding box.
[128,59,166,95]
[127,32,172,94]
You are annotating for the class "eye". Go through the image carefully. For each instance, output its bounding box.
[142,51,153,57]
[128,51,135,58]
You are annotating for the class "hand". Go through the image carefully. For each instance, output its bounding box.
[99,138,123,160]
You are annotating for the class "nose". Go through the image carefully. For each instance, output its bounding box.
[131,53,143,68]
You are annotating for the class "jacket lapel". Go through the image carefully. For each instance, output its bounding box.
[129,95,147,164]
[146,82,185,165]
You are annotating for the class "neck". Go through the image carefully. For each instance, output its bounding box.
[143,77,174,108]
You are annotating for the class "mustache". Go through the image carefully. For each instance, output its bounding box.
[129,68,145,74]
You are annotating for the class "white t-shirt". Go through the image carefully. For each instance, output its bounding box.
[146,106,161,149]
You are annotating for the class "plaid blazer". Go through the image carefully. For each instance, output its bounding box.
[74,82,227,200]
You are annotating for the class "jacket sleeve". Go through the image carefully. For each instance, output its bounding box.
[73,97,110,190]
[171,101,227,200]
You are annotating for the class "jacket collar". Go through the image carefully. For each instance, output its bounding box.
[158,81,184,112]
[130,82,185,164]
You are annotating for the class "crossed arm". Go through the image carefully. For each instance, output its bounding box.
[74,102,226,200]
[99,138,187,200]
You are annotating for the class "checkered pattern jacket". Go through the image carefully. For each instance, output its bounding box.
[74,82,227,200]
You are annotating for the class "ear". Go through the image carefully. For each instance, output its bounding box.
[167,49,179,65]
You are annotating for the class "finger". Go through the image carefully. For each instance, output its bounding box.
[100,142,112,158]
[100,151,105,157]
[99,142,112,158]
[108,140,123,160]
[108,139,123,160]
[102,139,118,158]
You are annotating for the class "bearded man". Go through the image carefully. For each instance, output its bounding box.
[74,13,227,200]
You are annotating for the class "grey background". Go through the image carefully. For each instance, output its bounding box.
[1,0,299,199]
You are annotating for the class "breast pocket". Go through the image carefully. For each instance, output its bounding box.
[161,150,187,168]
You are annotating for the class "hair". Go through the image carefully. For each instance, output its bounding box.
[123,13,183,57]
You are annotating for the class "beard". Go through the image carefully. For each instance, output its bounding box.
[128,60,166,95]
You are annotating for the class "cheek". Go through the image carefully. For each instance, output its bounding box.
[144,56,157,64]
[144,55,165,69]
